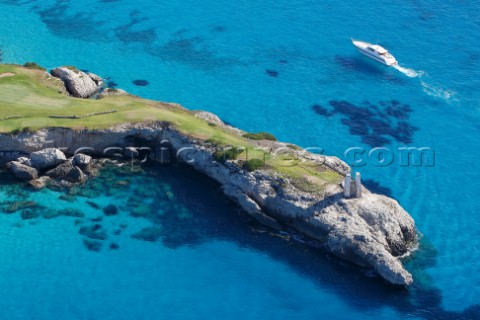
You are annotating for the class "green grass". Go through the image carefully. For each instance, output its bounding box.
[243,131,277,141]
[0,64,343,193]
[243,158,264,172]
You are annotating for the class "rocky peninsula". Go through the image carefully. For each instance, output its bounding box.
[0,63,417,286]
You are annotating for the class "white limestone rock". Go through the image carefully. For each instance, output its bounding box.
[30,148,66,170]
[51,67,101,98]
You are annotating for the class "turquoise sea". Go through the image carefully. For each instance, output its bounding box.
[1,0,480,319]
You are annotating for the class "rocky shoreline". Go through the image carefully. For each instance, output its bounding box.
[0,64,417,286]
[0,120,417,286]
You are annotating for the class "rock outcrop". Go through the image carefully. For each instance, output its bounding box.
[73,153,92,170]
[0,122,417,286]
[4,149,91,187]
[30,148,66,169]
[45,160,85,183]
[6,161,38,180]
[50,67,102,98]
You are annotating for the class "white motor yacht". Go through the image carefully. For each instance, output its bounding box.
[352,39,398,66]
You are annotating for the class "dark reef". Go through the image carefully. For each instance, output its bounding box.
[132,79,149,86]
[312,100,417,147]
[266,69,279,77]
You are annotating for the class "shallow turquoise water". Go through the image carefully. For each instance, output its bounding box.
[0,0,480,319]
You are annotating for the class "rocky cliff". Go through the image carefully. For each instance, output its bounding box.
[0,119,417,286]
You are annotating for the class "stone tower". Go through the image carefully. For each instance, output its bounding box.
[343,172,362,198]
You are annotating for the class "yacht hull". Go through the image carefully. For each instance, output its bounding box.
[352,40,397,66]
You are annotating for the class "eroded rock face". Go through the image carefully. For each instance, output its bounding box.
[6,161,38,180]
[123,147,139,159]
[51,67,101,98]
[162,126,417,286]
[30,148,66,170]
[0,121,418,286]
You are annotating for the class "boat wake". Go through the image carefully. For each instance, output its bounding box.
[421,81,457,101]
[392,63,456,102]
[392,64,424,78]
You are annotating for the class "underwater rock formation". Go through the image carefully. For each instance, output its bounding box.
[103,204,118,216]
[131,226,163,242]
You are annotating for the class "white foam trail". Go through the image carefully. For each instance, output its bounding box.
[392,62,457,103]
[392,64,424,78]
[421,81,457,101]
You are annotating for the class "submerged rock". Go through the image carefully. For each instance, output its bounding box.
[130,205,150,218]
[21,209,40,220]
[5,201,38,213]
[59,208,84,218]
[59,194,76,202]
[83,239,102,252]
[79,224,108,240]
[103,204,118,216]
[131,226,163,242]
[86,201,100,209]
[6,161,38,180]
[42,210,62,219]
[109,242,120,250]
[28,176,51,190]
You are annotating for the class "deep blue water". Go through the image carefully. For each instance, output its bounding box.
[0,0,480,319]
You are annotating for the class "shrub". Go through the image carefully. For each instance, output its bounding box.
[205,138,224,147]
[243,132,277,141]
[243,159,264,172]
[213,147,243,163]
[23,62,46,70]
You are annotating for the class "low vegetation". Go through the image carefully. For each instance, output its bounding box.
[0,63,343,193]
[243,158,264,172]
[243,131,277,141]
[23,62,46,70]
[213,147,244,163]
